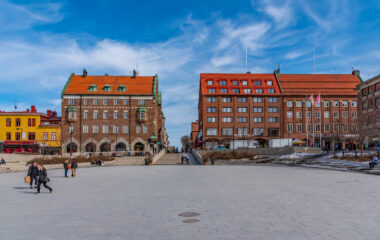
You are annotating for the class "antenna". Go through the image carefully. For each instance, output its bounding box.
[313,48,316,73]
[245,47,248,73]
[14,101,17,110]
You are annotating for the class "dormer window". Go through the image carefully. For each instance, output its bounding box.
[103,84,112,92]
[88,84,98,92]
[117,84,126,92]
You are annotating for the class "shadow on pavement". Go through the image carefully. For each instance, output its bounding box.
[13,186,29,190]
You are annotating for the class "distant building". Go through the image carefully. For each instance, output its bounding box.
[0,105,61,153]
[190,121,199,145]
[356,74,380,146]
[195,69,362,150]
[61,69,168,155]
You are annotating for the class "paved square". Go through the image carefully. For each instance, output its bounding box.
[1,165,379,240]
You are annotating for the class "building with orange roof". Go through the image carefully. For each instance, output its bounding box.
[61,69,168,156]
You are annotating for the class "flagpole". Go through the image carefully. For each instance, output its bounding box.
[306,95,309,147]
[312,98,315,147]
[320,95,322,149]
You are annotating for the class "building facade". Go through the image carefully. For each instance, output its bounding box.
[0,106,61,153]
[356,74,380,146]
[61,70,168,155]
[195,70,362,150]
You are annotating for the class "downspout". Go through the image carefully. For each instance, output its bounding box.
[274,68,284,138]
[79,95,82,156]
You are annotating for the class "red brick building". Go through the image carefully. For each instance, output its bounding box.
[195,70,362,150]
[61,70,168,155]
[190,121,199,145]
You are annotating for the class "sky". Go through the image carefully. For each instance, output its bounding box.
[0,0,380,147]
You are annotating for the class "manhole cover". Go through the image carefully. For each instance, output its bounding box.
[183,218,200,223]
[178,212,200,217]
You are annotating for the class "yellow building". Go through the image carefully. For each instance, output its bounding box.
[0,106,61,154]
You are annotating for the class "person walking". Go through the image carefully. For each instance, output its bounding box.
[27,162,39,189]
[0,158,6,165]
[35,165,53,194]
[71,159,78,177]
[63,160,69,177]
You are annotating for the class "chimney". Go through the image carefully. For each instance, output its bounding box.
[82,68,88,78]
[47,110,52,117]
[52,111,57,117]
[31,105,36,113]
[352,70,360,77]
[274,64,281,77]
[132,69,137,79]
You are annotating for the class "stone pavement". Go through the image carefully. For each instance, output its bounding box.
[1,165,380,240]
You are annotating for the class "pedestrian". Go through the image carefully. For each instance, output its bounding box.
[63,160,69,177]
[27,162,39,189]
[181,154,185,164]
[35,165,53,194]
[71,159,78,177]
[0,158,5,165]
[369,156,378,169]
[210,156,215,165]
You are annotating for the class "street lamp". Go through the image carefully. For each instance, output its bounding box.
[70,123,74,159]
[16,128,23,152]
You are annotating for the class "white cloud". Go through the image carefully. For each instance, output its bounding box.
[252,0,294,29]
[285,49,312,60]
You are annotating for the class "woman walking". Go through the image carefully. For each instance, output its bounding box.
[36,165,53,194]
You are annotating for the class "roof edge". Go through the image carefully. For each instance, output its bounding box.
[61,73,74,98]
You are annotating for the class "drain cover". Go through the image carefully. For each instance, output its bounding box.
[178,212,200,217]
[183,218,200,223]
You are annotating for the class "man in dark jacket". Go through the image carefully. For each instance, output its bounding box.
[27,162,39,189]
[36,165,53,194]
[71,160,78,177]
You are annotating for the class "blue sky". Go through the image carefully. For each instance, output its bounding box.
[0,0,380,146]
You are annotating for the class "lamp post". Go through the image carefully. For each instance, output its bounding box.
[70,123,74,159]
[16,128,23,152]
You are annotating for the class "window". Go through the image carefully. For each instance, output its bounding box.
[253,117,263,123]
[316,124,321,132]
[93,110,98,119]
[208,88,216,93]
[123,99,128,105]
[237,117,248,123]
[267,89,275,94]
[139,112,146,120]
[237,128,248,136]
[28,132,35,141]
[342,101,348,107]
[362,88,367,96]
[287,101,293,107]
[138,99,146,105]
[343,124,348,132]
[222,107,232,113]
[207,80,214,85]
[296,124,302,132]
[15,132,20,141]
[84,98,89,105]
[237,107,248,113]
[88,84,98,92]
[114,99,118,105]
[206,128,217,136]
[222,97,232,103]
[242,80,248,86]
[333,112,339,118]
[307,124,311,132]
[6,132,11,140]
[268,97,278,103]
[333,101,339,107]
[207,97,217,103]
[287,112,293,118]
[287,124,293,133]
[32,119,35,127]
[268,107,278,113]
[103,111,108,120]
[207,117,217,123]
[220,88,228,93]
[352,112,357,118]
[123,111,128,119]
[306,111,311,118]
[6,118,11,127]
[143,126,148,134]
[83,125,89,134]
[253,107,263,113]
[51,132,56,141]
[324,101,329,107]
[222,117,232,123]
[69,99,76,105]
[256,89,263,93]
[268,128,279,136]
[15,118,21,127]
[93,99,98,105]
[222,128,233,136]
[244,89,252,93]
[113,125,119,134]
[232,80,239,86]
[267,81,273,86]
[114,111,118,119]
[84,110,88,119]
[251,81,260,86]
[207,107,217,113]
[342,112,348,118]
[334,124,339,132]
[136,126,141,134]
[122,125,129,133]
[117,85,126,92]
[296,112,302,118]
[315,102,320,107]
[324,111,330,118]
[103,84,112,91]
[28,118,31,127]
[253,97,263,103]
[351,101,357,107]
[315,112,320,118]
[68,111,76,119]
[237,97,247,103]
[296,101,302,107]
[219,80,226,85]
[232,88,240,93]
[268,117,278,123]
[93,125,99,133]
[324,124,330,132]
[103,99,108,105]
[362,102,367,110]
[102,125,109,133]
[253,128,264,136]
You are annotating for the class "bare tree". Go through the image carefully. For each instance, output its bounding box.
[180,135,191,151]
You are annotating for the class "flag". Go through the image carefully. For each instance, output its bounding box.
[316,93,321,105]
[309,94,314,106]
[306,95,309,107]
[375,105,380,112]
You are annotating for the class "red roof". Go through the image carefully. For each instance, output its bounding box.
[64,74,155,95]
[200,73,281,95]
[278,74,361,96]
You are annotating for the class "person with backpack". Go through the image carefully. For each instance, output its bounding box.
[35,165,53,194]
[27,162,39,189]
[71,159,78,177]
[63,160,70,177]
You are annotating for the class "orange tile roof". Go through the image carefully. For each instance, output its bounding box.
[278,74,361,96]
[64,74,155,95]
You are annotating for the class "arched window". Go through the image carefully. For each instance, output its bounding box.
[103,84,112,91]
[88,84,98,91]
[118,84,126,92]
